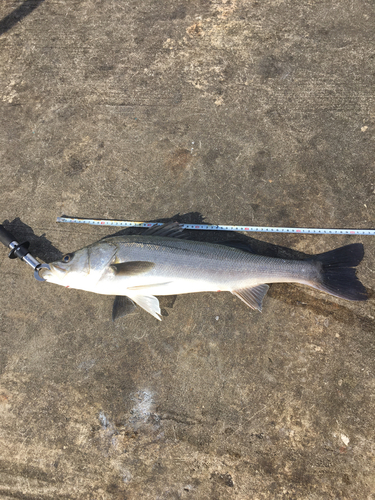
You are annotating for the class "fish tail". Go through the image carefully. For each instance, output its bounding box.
[309,243,367,301]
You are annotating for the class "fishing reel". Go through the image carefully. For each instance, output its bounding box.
[0,224,49,281]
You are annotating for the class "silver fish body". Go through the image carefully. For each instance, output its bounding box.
[40,223,367,320]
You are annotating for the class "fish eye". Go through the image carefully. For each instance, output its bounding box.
[62,253,74,263]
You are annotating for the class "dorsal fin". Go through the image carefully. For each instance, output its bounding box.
[143,221,185,238]
[218,240,256,254]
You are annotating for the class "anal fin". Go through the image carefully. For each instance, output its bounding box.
[232,284,269,312]
[130,294,162,321]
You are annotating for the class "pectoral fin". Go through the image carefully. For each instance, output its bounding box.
[112,296,137,321]
[130,294,162,321]
[232,284,269,312]
[110,261,155,276]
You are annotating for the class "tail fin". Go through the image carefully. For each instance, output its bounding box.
[309,243,367,301]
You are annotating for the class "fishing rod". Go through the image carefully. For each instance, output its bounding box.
[56,216,375,236]
[0,224,49,281]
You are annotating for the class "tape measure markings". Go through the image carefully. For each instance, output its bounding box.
[56,217,375,235]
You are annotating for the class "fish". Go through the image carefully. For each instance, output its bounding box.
[39,222,368,321]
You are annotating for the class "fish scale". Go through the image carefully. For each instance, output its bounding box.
[111,236,308,288]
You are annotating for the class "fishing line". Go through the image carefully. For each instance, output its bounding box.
[56,217,375,236]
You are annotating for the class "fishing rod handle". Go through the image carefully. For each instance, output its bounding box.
[0,224,18,248]
[0,223,48,279]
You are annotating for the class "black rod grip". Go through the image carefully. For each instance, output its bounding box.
[0,225,18,248]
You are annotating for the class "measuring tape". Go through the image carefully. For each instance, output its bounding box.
[56,217,375,236]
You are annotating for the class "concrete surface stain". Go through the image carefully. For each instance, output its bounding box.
[0,392,9,403]
[186,22,204,38]
[166,148,192,176]
[130,390,155,429]
[67,156,88,176]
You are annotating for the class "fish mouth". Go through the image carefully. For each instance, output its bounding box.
[38,263,67,281]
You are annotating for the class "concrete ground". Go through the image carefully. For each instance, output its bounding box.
[1,0,375,498]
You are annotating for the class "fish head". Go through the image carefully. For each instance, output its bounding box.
[39,241,118,290]
[87,241,117,273]
[39,247,90,288]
